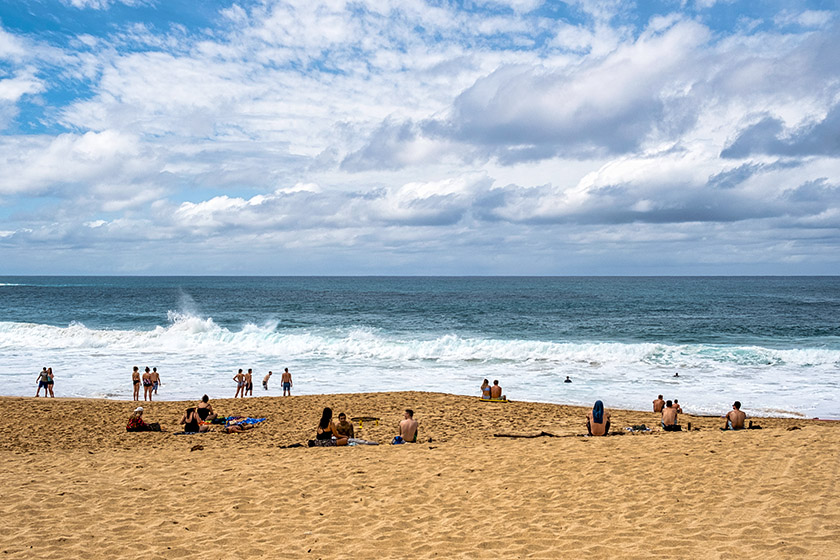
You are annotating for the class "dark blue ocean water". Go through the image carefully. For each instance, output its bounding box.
[1,276,838,417]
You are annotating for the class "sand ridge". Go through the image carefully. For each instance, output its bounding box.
[1,393,838,559]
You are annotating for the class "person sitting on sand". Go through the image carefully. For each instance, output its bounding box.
[233,369,246,398]
[586,400,611,436]
[315,407,348,446]
[263,371,272,390]
[673,399,683,414]
[490,380,504,400]
[223,422,257,434]
[132,366,141,401]
[126,407,161,432]
[662,400,681,431]
[335,412,355,438]
[398,409,419,443]
[180,407,211,433]
[480,379,491,399]
[724,401,747,430]
[142,367,154,401]
[36,367,49,397]
[653,395,665,413]
[197,395,217,422]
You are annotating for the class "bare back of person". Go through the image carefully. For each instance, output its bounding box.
[400,418,418,442]
[653,397,665,413]
[726,409,746,429]
[662,406,678,427]
[587,410,611,436]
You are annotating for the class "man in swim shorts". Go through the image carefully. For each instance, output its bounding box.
[263,371,272,390]
[661,400,680,431]
[724,401,746,430]
[36,367,49,397]
[245,369,253,396]
[281,368,292,396]
[399,409,418,443]
[653,395,665,413]
[233,369,246,398]
[151,367,161,395]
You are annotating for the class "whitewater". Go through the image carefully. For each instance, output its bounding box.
[1,276,838,418]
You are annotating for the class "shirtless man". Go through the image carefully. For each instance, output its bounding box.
[335,412,355,438]
[653,395,665,413]
[142,367,154,401]
[490,380,503,399]
[661,400,680,431]
[724,401,747,430]
[263,371,272,390]
[673,399,683,413]
[245,369,254,396]
[281,368,292,396]
[233,369,246,398]
[151,367,161,395]
[132,366,141,400]
[36,367,49,397]
[399,409,419,443]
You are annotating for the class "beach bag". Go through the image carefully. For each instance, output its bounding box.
[149,422,161,432]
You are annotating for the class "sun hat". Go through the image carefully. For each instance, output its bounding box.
[135,406,144,412]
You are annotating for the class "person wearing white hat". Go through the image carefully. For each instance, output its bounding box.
[126,406,161,432]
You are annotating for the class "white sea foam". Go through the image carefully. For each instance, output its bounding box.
[1,315,838,418]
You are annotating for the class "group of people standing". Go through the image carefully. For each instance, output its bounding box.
[35,367,55,397]
[132,366,161,401]
[234,367,292,398]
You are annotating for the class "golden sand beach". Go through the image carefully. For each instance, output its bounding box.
[1,392,838,559]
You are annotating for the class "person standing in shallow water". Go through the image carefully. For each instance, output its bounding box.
[151,367,161,395]
[45,367,55,397]
[245,369,254,397]
[36,367,49,397]
[132,366,141,400]
[281,368,292,396]
[142,367,154,401]
[233,369,246,398]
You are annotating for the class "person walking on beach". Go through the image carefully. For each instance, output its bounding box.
[263,371,272,390]
[132,366,141,400]
[281,368,292,396]
[724,401,746,430]
[142,367,154,401]
[653,395,665,413]
[586,400,610,436]
[662,400,680,431]
[36,367,49,397]
[245,369,254,396]
[480,379,491,399]
[233,369,246,398]
[45,367,55,397]
[151,367,161,395]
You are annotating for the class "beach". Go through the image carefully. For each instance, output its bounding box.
[2,392,838,559]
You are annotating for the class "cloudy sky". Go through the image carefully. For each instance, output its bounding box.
[1,0,838,275]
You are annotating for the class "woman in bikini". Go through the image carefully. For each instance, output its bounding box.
[197,395,217,422]
[480,379,491,400]
[132,366,141,400]
[315,407,348,446]
[142,367,154,401]
[180,407,210,433]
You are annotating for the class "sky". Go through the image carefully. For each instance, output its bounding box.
[0,0,838,275]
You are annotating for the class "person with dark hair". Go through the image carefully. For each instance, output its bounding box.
[662,400,681,431]
[233,369,246,398]
[36,367,49,397]
[281,368,293,396]
[132,366,141,401]
[398,409,418,443]
[335,412,355,438]
[490,380,503,399]
[653,395,665,413]
[480,379,491,399]
[142,367,154,401]
[197,395,217,422]
[673,399,683,414]
[263,371,272,390]
[586,400,611,436]
[245,369,254,396]
[180,407,210,433]
[151,367,161,395]
[724,401,746,430]
[314,407,348,446]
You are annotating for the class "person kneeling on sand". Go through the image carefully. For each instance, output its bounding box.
[661,400,681,431]
[586,400,611,436]
[724,401,746,430]
[313,407,348,446]
[393,409,418,444]
[126,407,162,432]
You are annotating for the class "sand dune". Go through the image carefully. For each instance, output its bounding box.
[1,393,837,559]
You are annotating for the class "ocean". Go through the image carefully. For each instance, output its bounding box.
[1,276,838,418]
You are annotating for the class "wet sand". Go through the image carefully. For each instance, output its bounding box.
[1,392,838,559]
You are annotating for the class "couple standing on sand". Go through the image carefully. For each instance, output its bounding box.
[132,366,161,401]
[35,367,55,397]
